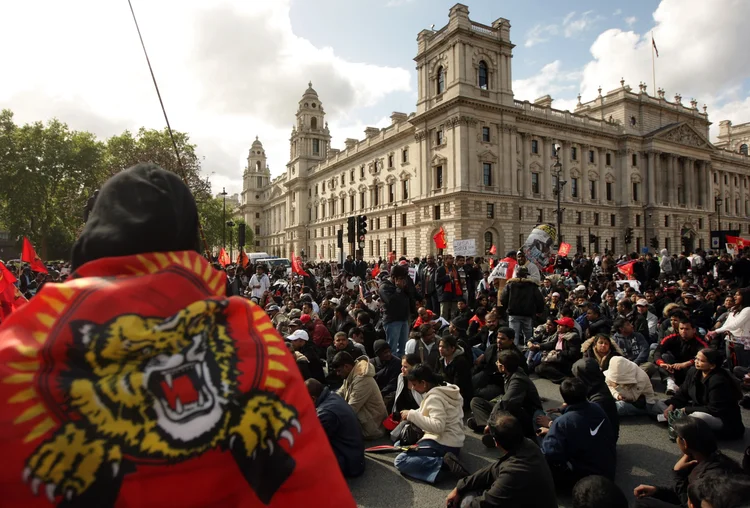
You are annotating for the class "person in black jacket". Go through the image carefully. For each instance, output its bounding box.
[654,317,709,395]
[306,379,365,478]
[447,411,557,508]
[571,358,620,442]
[500,267,545,347]
[370,339,401,410]
[435,336,474,411]
[379,265,415,357]
[535,317,582,383]
[661,348,745,441]
[472,325,526,400]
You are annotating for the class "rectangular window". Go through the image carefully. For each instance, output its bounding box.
[588,150,595,163]
[388,154,394,168]
[482,127,490,142]
[518,207,523,220]
[257,176,263,187]
[312,139,320,155]
[576,235,583,251]
[537,209,544,222]
[606,153,611,166]
[482,163,492,186]
[388,184,395,203]
[341,175,345,185]
[350,195,355,211]
[610,214,616,227]
[369,240,373,256]
[436,166,443,188]
[401,213,407,227]
[611,238,617,254]
[571,146,577,160]
[632,182,639,202]
[698,218,704,229]
[308,188,312,197]
[531,173,540,194]
[436,130,444,145]
[374,187,380,206]
[632,153,638,166]
[402,237,407,256]
[308,209,312,222]
[487,203,494,219]
[322,182,325,192]
[402,148,408,163]
[376,218,381,230]
[636,214,641,227]
[340,197,345,214]
[606,182,613,201]
[571,178,578,198]
[531,140,539,154]
[576,212,582,225]
[350,169,355,182]
[360,192,365,209]
[387,216,393,228]
[594,213,600,226]
[255,212,260,219]
[255,225,260,235]
[434,205,441,220]
[360,165,365,178]
[387,239,393,255]
[402,180,409,200]
[589,180,597,200]
[664,215,670,227]
[315,184,319,195]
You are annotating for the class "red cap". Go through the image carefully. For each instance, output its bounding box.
[555,317,575,328]
[300,314,312,324]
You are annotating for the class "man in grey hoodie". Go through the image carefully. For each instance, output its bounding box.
[612,317,657,378]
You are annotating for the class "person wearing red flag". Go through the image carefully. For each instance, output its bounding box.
[21,237,48,274]
[0,164,355,508]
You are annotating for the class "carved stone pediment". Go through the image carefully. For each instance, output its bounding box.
[588,170,599,180]
[604,173,615,183]
[655,123,710,149]
[431,154,448,166]
[477,149,498,163]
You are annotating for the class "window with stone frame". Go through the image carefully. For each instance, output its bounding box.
[478,61,489,90]
[484,231,493,253]
[531,140,538,154]
[402,180,409,200]
[606,182,613,201]
[437,66,445,94]
[402,148,409,163]
[571,177,579,198]
[531,173,540,194]
[436,165,444,189]
[436,129,444,146]
[589,180,597,200]
[588,150,595,163]
[388,154,394,168]
[482,126,490,142]
[312,139,320,155]
[571,146,578,160]
[486,203,494,219]
[482,163,492,186]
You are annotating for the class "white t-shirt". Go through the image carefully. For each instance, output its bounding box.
[249,273,270,299]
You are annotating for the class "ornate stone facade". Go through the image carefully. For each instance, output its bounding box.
[241,3,750,261]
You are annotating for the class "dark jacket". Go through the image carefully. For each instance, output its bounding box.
[300,343,326,383]
[491,369,544,439]
[419,263,438,296]
[666,366,745,440]
[586,317,612,338]
[370,356,401,397]
[436,264,463,302]
[327,342,360,368]
[455,438,557,508]
[614,331,650,365]
[378,279,412,323]
[653,451,744,507]
[435,347,474,409]
[572,358,620,442]
[500,278,544,317]
[315,387,365,478]
[541,401,616,480]
[538,330,582,368]
[654,334,708,367]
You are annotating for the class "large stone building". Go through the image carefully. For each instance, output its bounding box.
[240,3,750,261]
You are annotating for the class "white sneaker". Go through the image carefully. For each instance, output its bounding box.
[666,378,678,396]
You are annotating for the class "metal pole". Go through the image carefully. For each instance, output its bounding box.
[556,172,561,246]
[394,204,398,258]
[221,187,227,249]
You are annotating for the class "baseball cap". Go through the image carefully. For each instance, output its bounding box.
[286,329,309,342]
[636,299,649,307]
[288,318,303,328]
[265,304,280,312]
[575,285,586,292]
[329,298,340,305]
[555,317,576,328]
[683,293,696,299]
[289,309,302,319]
[373,339,390,356]
[300,314,312,324]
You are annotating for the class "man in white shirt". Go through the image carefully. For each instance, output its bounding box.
[512,250,541,282]
[249,265,270,300]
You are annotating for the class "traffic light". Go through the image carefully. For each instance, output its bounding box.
[347,216,356,243]
[589,233,597,245]
[337,229,344,249]
[624,227,633,244]
[357,215,368,237]
[650,237,659,249]
[237,223,246,247]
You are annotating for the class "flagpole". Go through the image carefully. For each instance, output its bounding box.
[651,31,656,96]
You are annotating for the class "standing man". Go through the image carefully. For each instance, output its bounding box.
[353,252,368,280]
[378,265,415,357]
[419,254,439,316]
[500,267,544,347]
[512,250,541,282]
[436,254,463,321]
[248,264,270,301]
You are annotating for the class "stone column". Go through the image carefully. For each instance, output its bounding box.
[502,126,512,194]
[597,147,606,204]
[686,158,695,208]
[509,128,518,196]
[647,151,656,206]
[540,137,550,200]
[562,141,571,203]
[668,155,677,205]
[522,133,531,199]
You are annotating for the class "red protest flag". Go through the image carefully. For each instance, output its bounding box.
[21,237,48,274]
[558,242,571,257]
[489,245,497,255]
[617,260,636,278]
[218,248,230,267]
[432,227,447,250]
[726,235,740,245]
[237,249,249,268]
[371,264,380,278]
[291,252,309,277]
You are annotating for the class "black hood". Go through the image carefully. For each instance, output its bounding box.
[71,163,200,271]
[572,357,604,388]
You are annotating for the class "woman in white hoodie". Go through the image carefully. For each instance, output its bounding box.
[604,356,664,417]
[394,365,468,483]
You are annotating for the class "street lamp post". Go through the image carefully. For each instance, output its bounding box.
[715,196,723,231]
[226,220,235,260]
[552,144,565,247]
[220,187,228,250]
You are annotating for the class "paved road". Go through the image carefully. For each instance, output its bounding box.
[348,377,750,508]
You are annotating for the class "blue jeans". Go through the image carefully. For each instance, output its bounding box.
[394,439,461,483]
[616,399,665,417]
[384,320,409,358]
[508,315,534,346]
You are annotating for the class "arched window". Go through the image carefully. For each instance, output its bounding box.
[255,161,261,171]
[436,66,445,94]
[311,117,318,130]
[478,60,488,90]
[484,231,493,254]
[740,143,748,156]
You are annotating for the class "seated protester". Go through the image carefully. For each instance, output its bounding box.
[348,327,369,357]
[661,348,745,440]
[473,326,527,401]
[266,304,290,336]
[539,377,617,490]
[469,309,501,356]
[584,306,611,340]
[332,352,388,440]
[318,298,334,325]
[301,313,333,358]
[455,299,473,322]
[571,358,620,442]
[687,472,750,508]
[286,341,313,381]
[604,356,661,417]
[654,317,709,395]
[448,316,472,353]
[394,365,469,484]
[469,350,544,446]
[287,329,325,383]
[635,298,660,343]
[306,379,365,478]
[332,304,357,337]
[327,331,362,367]
[526,319,558,370]
[600,291,620,322]
[446,411,557,508]
[405,324,440,370]
[413,306,437,329]
[301,300,319,321]
[354,312,378,358]
[435,336,474,411]
[467,306,487,338]
[392,353,424,417]
[613,317,657,378]
[573,475,629,508]
[546,291,563,319]
[581,334,623,371]
[634,417,745,508]
[370,339,401,410]
[535,317,582,384]
[659,305,684,340]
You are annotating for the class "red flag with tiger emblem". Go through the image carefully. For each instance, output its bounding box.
[0,251,355,508]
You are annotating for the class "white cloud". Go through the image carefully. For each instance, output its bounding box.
[513,61,581,110]
[625,16,637,27]
[0,0,411,195]
[525,24,559,47]
[613,9,623,16]
[525,10,602,47]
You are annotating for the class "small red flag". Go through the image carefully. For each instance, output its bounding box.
[218,248,230,267]
[0,262,21,321]
[617,260,637,278]
[432,227,447,250]
[489,245,497,255]
[371,265,380,278]
[291,252,309,276]
[237,249,249,268]
[558,242,571,257]
[21,237,48,274]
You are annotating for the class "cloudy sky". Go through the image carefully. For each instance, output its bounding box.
[2,0,750,196]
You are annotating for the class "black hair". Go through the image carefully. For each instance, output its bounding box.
[612,317,628,333]
[672,417,717,457]
[497,326,515,340]
[439,336,458,349]
[402,353,421,367]
[475,306,487,318]
[560,377,588,405]
[335,304,348,316]
[348,327,363,338]
[698,347,721,367]
[677,316,695,328]
[391,265,409,278]
[305,378,324,398]
[572,475,628,508]
[734,287,750,311]
[497,349,522,374]
[330,351,355,369]
[487,410,524,452]
[618,299,632,311]
[356,312,371,324]
[405,364,444,387]
[587,306,601,316]
[688,473,750,508]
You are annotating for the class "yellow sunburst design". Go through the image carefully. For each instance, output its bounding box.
[246,303,291,391]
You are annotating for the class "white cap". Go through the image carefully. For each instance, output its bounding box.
[576,285,586,292]
[286,329,309,342]
[552,292,561,298]
[636,298,649,307]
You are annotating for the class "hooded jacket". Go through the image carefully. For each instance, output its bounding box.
[613,331,650,365]
[604,356,657,405]
[405,384,465,448]
[572,358,620,441]
[500,278,545,317]
[580,336,623,371]
[392,374,424,415]
[337,356,388,440]
[378,279,413,323]
[659,249,672,274]
[314,387,366,478]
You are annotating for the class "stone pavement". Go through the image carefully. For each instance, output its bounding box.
[348,377,750,508]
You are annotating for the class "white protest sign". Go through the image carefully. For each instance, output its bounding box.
[453,239,476,257]
[408,266,417,282]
